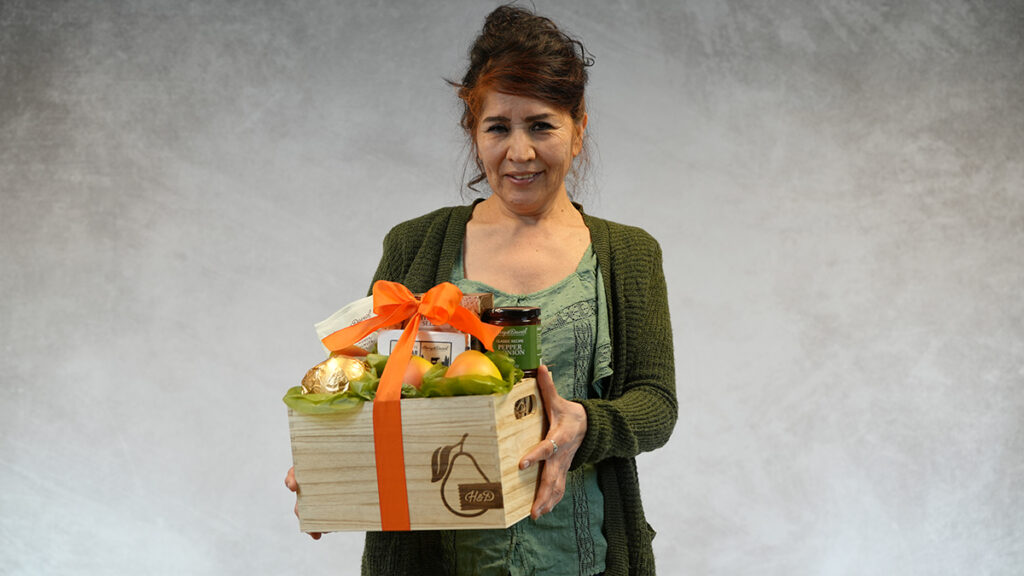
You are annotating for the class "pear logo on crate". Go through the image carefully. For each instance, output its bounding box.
[430,433,503,517]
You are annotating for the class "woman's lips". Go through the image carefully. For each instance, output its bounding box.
[505,171,542,183]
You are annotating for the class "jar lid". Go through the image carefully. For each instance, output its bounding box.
[482,306,541,322]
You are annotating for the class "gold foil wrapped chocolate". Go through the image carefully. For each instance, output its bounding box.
[301,354,370,395]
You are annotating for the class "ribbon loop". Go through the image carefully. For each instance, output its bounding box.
[416,282,462,327]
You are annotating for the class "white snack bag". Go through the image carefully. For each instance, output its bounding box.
[314,295,377,354]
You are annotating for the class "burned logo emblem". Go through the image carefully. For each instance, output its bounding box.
[431,433,503,516]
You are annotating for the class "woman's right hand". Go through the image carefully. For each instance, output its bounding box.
[519,365,588,519]
[285,466,322,540]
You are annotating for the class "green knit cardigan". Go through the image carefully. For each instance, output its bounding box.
[360,203,678,576]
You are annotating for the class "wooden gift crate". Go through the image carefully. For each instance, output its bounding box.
[288,378,545,532]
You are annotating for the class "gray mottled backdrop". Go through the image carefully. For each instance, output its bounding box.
[2,1,1022,574]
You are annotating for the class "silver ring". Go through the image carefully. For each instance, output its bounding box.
[550,439,559,455]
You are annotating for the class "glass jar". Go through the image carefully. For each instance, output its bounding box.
[481,307,541,379]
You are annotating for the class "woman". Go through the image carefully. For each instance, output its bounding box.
[287,5,677,575]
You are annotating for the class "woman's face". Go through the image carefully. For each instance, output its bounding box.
[475,91,586,216]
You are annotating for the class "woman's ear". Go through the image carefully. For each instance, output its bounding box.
[573,113,588,157]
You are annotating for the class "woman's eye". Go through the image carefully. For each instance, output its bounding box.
[532,122,554,131]
[485,124,508,134]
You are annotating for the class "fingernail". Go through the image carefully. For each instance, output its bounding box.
[521,460,531,469]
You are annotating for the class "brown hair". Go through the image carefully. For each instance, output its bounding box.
[451,4,594,193]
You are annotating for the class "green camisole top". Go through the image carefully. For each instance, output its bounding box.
[450,244,613,576]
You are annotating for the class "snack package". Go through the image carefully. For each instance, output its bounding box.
[314,295,376,355]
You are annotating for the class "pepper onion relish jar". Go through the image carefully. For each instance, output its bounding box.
[480,307,541,379]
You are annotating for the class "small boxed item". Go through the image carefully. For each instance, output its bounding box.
[377,329,468,366]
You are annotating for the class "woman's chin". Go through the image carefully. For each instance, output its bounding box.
[488,184,568,216]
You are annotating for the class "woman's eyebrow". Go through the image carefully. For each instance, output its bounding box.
[481,113,555,123]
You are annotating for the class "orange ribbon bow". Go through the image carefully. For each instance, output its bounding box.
[320,280,503,530]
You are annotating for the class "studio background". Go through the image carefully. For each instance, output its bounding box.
[2,1,1022,574]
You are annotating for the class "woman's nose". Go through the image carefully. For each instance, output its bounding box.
[506,130,536,162]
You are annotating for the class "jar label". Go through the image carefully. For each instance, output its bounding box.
[492,325,540,371]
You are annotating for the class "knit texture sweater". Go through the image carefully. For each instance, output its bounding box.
[360,203,678,576]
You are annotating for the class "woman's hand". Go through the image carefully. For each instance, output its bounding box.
[284,466,322,540]
[519,365,588,519]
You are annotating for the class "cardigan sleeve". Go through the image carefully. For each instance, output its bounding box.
[572,231,678,466]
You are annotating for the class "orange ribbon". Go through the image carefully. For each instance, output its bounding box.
[320,281,503,530]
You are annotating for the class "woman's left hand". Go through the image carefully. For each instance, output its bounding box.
[519,364,588,519]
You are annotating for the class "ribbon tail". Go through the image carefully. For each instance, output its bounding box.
[449,307,504,351]
[372,315,420,531]
[321,303,416,353]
